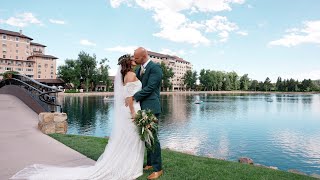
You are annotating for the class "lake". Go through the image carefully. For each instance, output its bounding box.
[59,93,320,174]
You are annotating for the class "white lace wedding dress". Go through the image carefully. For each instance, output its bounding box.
[11,67,145,180]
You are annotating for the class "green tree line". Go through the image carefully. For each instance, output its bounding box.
[58,51,111,92]
[182,69,320,92]
[57,52,319,92]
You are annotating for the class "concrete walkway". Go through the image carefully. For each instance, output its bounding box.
[0,94,95,179]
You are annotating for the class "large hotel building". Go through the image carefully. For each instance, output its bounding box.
[148,51,192,91]
[0,29,57,79]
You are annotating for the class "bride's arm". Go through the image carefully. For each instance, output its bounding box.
[124,72,137,119]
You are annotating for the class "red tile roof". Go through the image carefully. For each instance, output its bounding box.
[0,29,33,40]
[30,42,46,47]
[147,51,190,63]
[147,51,170,59]
[28,54,58,59]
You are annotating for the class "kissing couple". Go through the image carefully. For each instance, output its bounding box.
[11,47,164,180]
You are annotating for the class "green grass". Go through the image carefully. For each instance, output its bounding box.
[49,134,316,180]
[64,89,80,93]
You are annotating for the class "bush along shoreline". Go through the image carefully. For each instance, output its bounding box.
[49,134,319,180]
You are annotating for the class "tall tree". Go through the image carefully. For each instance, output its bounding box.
[275,77,283,91]
[249,80,259,91]
[160,62,174,91]
[223,75,232,91]
[57,59,81,89]
[263,77,272,91]
[183,70,198,90]
[228,71,240,90]
[94,58,111,91]
[240,74,250,90]
[78,51,97,92]
[199,69,210,91]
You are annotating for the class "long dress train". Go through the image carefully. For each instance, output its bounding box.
[11,67,144,180]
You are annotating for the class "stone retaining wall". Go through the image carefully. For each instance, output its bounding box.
[38,112,68,134]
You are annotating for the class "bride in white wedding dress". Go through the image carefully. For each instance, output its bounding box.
[11,54,145,180]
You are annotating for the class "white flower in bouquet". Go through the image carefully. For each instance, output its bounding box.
[133,109,158,151]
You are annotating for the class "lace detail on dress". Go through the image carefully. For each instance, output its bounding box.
[124,81,142,98]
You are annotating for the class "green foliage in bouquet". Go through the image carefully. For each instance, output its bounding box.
[133,109,158,151]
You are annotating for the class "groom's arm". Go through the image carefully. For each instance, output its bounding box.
[133,64,162,102]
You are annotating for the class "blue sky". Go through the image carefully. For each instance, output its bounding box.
[1,0,319,82]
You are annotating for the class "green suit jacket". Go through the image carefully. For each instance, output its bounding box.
[134,61,162,114]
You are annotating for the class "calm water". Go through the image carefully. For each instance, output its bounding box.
[59,94,320,174]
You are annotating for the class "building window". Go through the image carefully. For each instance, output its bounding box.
[15,68,23,71]
[16,56,18,59]
[38,65,41,68]
[3,55,5,58]
[2,35,6,39]
[26,69,33,72]
[5,67,12,71]
[50,72,53,75]
[16,44,19,47]
[45,64,48,68]
[16,37,19,41]
[26,45,29,49]
[38,75,41,78]
[51,76,53,78]
[38,71,41,74]
[51,65,54,68]
[16,50,18,53]
[2,44,6,47]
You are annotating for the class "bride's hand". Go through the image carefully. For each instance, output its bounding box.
[131,112,136,120]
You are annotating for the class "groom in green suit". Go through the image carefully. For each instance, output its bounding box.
[128,47,163,179]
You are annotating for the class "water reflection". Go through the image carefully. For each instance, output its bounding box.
[61,94,320,174]
[271,129,320,171]
[59,96,114,136]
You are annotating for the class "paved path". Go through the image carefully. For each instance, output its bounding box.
[0,94,95,179]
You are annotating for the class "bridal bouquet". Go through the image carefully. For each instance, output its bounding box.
[133,109,158,151]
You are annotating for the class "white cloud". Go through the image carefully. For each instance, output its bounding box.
[204,16,239,33]
[105,45,137,54]
[151,8,210,45]
[49,19,66,25]
[0,12,42,27]
[193,0,245,12]
[269,20,320,47]
[80,39,96,46]
[237,31,248,36]
[109,0,246,45]
[110,0,131,8]
[204,16,240,42]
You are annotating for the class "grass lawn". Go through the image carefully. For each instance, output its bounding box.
[49,134,316,180]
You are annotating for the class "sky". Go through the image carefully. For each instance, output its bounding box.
[0,0,319,82]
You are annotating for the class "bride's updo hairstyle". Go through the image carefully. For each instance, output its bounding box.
[118,54,133,83]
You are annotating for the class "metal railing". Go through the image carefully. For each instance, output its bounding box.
[0,74,62,112]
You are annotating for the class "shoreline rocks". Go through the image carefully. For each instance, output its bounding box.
[38,112,68,134]
[238,157,254,165]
